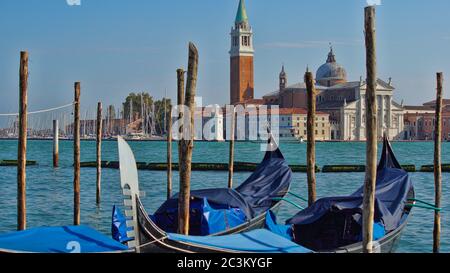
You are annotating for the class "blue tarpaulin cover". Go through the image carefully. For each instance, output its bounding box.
[167,229,312,253]
[0,226,128,253]
[112,205,132,243]
[286,138,413,251]
[149,145,292,235]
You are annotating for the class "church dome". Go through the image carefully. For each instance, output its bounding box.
[316,47,347,87]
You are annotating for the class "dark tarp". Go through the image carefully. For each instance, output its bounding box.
[151,143,292,235]
[286,138,413,251]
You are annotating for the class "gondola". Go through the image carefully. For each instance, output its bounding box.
[113,134,293,243]
[266,137,415,253]
[116,136,311,253]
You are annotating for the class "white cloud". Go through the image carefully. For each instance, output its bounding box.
[366,0,382,6]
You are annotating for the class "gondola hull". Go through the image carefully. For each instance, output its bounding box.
[322,187,415,253]
[135,197,285,253]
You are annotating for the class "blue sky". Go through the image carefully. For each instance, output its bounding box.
[1,0,449,113]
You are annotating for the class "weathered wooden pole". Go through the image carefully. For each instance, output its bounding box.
[177,68,185,171]
[178,42,198,235]
[228,107,235,189]
[17,51,28,231]
[73,82,81,225]
[53,120,59,168]
[167,105,173,200]
[96,102,102,205]
[362,5,378,253]
[305,71,317,206]
[433,72,443,253]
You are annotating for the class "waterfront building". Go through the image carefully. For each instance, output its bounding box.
[277,108,330,141]
[263,47,405,141]
[403,100,450,141]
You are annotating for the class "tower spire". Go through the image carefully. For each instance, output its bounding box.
[235,0,249,24]
[327,43,336,63]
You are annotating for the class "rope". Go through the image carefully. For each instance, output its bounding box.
[272,197,304,210]
[406,198,442,211]
[288,192,308,203]
[0,102,74,117]
[135,235,169,249]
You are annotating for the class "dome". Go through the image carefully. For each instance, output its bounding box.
[316,47,347,87]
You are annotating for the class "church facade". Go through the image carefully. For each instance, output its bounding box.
[263,48,405,141]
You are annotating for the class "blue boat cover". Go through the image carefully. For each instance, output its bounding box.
[265,211,293,241]
[286,138,413,251]
[0,225,129,253]
[149,145,292,235]
[150,197,247,236]
[112,205,132,243]
[167,229,312,253]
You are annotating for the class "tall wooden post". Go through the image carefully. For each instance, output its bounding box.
[228,107,235,189]
[96,102,102,205]
[53,120,59,168]
[17,51,28,231]
[362,6,378,253]
[177,68,185,171]
[178,43,198,235]
[305,71,317,206]
[73,82,81,225]
[167,105,173,200]
[433,72,443,253]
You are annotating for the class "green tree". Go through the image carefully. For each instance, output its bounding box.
[122,92,154,122]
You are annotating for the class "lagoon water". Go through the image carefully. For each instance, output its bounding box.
[0,139,448,253]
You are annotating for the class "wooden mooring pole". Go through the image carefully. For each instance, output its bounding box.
[73,82,81,225]
[17,51,28,231]
[96,102,102,205]
[178,43,198,235]
[433,72,443,253]
[53,120,59,168]
[167,105,173,200]
[305,71,317,206]
[177,68,185,171]
[362,5,378,253]
[228,107,235,189]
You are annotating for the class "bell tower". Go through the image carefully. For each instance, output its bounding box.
[230,0,254,105]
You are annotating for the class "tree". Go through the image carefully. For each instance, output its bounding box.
[122,92,172,135]
[122,92,154,122]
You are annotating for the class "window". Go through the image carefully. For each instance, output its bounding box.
[315,130,318,135]
[304,130,307,135]
[322,130,325,135]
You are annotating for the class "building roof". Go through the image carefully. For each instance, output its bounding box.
[317,100,355,109]
[403,105,435,111]
[245,107,328,116]
[316,47,347,83]
[235,0,248,23]
[423,99,450,107]
[277,108,328,116]
[236,98,265,105]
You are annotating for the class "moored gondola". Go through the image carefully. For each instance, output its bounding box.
[117,136,311,253]
[266,137,415,253]
[113,134,293,243]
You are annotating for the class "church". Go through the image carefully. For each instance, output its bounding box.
[262,47,405,141]
[229,0,405,141]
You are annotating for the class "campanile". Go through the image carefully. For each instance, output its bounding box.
[230,0,254,105]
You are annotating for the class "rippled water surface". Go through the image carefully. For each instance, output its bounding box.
[0,140,448,253]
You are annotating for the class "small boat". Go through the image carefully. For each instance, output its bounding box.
[113,133,293,241]
[266,137,415,253]
[116,136,311,253]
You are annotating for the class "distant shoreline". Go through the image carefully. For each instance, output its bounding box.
[0,137,447,143]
